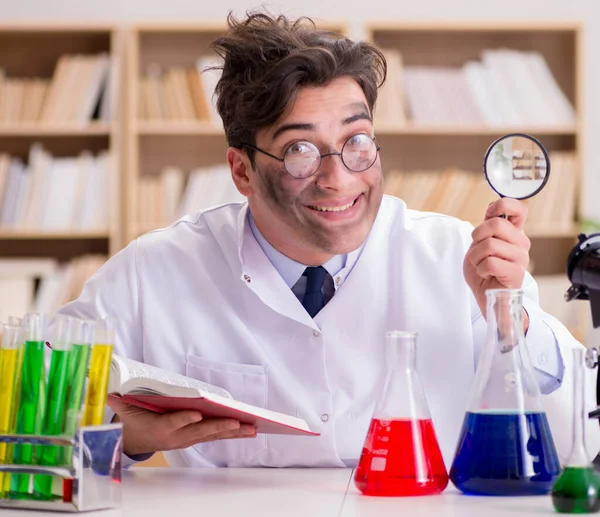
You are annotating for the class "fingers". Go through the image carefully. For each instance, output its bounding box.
[164,410,203,430]
[171,419,254,449]
[107,395,156,419]
[195,425,257,444]
[106,394,128,413]
[466,237,529,271]
[474,257,525,285]
[471,216,530,251]
[213,428,257,441]
[485,198,528,229]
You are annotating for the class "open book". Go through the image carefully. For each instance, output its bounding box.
[107,355,318,436]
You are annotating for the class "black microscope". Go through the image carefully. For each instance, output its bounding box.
[564,232,600,417]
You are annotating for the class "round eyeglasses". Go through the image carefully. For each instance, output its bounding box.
[242,133,381,179]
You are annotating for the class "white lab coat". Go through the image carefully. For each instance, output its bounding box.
[58,195,600,468]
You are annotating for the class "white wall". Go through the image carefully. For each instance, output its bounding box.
[1,0,599,222]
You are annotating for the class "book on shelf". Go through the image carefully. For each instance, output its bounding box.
[107,355,318,436]
[384,150,578,233]
[137,164,244,232]
[0,254,105,320]
[376,47,576,127]
[138,56,223,125]
[0,53,112,124]
[0,144,111,232]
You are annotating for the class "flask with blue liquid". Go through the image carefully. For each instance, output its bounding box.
[449,288,561,496]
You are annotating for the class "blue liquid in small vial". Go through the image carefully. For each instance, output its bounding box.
[449,411,560,496]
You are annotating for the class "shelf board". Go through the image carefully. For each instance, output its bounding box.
[374,123,578,136]
[0,230,110,240]
[135,122,578,137]
[366,21,581,32]
[526,226,579,238]
[136,121,223,136]
[0,24,114,32]
[0,122,112,137]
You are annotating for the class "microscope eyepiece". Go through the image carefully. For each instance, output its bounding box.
[566,233,600,328]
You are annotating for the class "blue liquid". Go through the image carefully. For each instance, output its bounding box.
[449,411,560,496]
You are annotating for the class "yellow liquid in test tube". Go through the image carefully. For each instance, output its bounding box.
[0,347,19,494]
[82,344,113,426]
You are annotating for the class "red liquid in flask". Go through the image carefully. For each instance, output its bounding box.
[354,418,448,496]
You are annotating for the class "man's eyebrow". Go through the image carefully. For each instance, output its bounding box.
[342,102,372,124]
[343,112,372,125]
[272,123,316,142]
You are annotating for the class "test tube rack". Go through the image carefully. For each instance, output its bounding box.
[0,423,122,512]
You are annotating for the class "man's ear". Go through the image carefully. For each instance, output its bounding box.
[228,147,253,197]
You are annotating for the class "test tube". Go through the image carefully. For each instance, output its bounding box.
[11,313,47,497]
[34,315,74,500]
[5,317,26,496]
[82,317,115,426]
[59,319,94,465]
[0,325,21,497]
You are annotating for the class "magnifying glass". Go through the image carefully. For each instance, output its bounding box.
[483,133,550,200]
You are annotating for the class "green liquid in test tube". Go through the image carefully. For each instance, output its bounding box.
[11,313,47,498]
[34,315,75,500]
[59,319,94,466]
[0,324,21,498]
[552,348,600,513]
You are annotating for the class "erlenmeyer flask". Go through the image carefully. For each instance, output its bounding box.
[551,348,600,513]
[354,331,448,496]
[449,288,561,495]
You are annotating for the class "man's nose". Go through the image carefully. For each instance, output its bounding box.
[315,153,354,190]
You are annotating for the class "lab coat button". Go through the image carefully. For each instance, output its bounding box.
[538,355,546,365]
[335,276,341,286]
[243,274,251,283]
[313,330,321,337]
[321,414,329,422]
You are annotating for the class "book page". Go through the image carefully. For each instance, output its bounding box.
[112,355,232,399]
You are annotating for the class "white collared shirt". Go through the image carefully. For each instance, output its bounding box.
[248,211,365,305]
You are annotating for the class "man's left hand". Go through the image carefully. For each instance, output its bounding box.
[463,198,531,332]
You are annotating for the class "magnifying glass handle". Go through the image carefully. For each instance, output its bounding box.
[498,194,506,219]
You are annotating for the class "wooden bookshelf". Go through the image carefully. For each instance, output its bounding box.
[125,21,347,242]
[0,20,587,331]
[366,22,583,276]
[136,121,223,136]
[0,230,110,240]
[0,25,123,259]
[0,122,112,136]
[374,123,578,136]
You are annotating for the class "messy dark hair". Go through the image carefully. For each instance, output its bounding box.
[210,11,387,156]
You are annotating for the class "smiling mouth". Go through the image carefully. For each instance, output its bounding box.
[306,197,359,212]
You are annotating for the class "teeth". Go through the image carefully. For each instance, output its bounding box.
[310,201,354,212]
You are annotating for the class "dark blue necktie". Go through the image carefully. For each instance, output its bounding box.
[301,266,329,318]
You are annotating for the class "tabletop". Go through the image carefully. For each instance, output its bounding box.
[1,468,564,517]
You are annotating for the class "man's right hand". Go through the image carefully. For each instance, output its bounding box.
[108,396,257,456]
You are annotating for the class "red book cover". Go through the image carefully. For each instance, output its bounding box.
[109,393,320,436]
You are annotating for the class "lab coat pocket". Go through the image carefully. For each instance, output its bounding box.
[185,354,268,466]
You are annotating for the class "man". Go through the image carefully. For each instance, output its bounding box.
[58,11,597,468]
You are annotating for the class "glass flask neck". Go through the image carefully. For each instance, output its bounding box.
[467,288,545,414]
[374,331,431,421]
[386,331,416,372]
[485,288,525,353]
[567,348,589,466]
